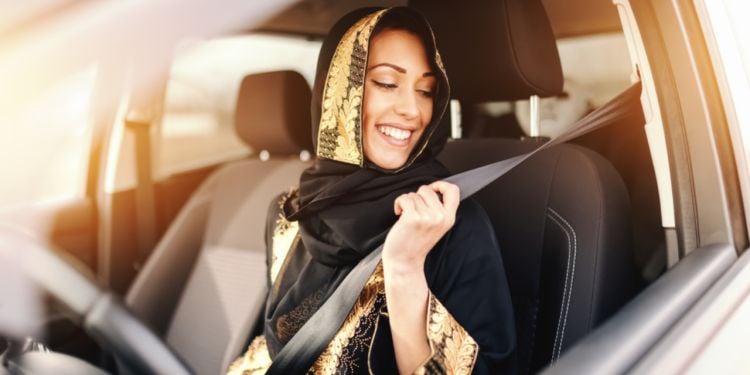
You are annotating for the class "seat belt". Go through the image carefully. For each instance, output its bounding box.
[267,82,643,374]
[124,113,157,271]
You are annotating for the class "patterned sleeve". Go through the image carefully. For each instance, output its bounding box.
[369,200,515,374]
[412,293,479,374]
[226,336,272,375]
[368,292,479,375]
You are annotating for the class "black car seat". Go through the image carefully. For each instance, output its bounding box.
[125,70,313,374]
[412,0,639,373]
[571,109,665,282]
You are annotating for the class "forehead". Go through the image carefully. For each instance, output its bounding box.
[368,29,430,69]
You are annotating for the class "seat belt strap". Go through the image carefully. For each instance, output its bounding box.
[268,82,642,374]
[125,116,157,271]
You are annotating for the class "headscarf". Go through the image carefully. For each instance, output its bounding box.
[265,6,451,356]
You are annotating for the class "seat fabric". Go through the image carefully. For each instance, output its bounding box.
[125,70,312,374]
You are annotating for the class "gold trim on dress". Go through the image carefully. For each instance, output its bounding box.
[226,336,272,375]
[270,189,300,284]
[413,293,479,375]
[308,262,385,374]
[276,288,327,342]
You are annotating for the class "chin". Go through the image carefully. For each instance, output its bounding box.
[371,155,408,170]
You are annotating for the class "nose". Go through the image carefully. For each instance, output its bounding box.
[393,88,420,120]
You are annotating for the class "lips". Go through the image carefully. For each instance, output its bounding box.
[376,124,413,146]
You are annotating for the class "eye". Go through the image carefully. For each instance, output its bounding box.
[372,80,397,90]
[417,89,434,98]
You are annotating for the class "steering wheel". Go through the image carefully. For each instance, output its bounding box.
[0,226,193,374]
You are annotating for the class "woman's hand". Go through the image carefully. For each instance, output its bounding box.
[383,181,461,272]
[382,181,460,374]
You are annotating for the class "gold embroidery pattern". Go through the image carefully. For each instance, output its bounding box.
[276,288,327,342]
[414,295,479,375]
[226,336,272,375]
[316,10,387,166]
[308,263,385,374]
[270,189,300,284]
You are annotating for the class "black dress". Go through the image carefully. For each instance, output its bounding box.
[228,6,515,374]
[227,192,515,374]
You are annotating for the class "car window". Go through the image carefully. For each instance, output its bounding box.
[515,32,632,137]
[0,65,97,210]
[474,32,632,139]
[156,33,321,177]
[700,0,750,228]
[721,0,750,80]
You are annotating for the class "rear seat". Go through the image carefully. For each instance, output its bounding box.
[125,70,312,374]
[414,0,639,372]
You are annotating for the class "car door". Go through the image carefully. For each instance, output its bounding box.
[545,0,749,373]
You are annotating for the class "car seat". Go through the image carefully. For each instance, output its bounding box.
[125,70,313,374]
[413,0,640,372]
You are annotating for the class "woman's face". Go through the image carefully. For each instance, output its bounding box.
[362,29,436,170]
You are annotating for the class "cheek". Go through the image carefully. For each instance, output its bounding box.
[363,87,387,131]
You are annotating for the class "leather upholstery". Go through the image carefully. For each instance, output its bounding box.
[439,139,638,373]
[411,0,638,371]
[410,0,564,102]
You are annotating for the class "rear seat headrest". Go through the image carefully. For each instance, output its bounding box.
[235,70,314,155]
[410,0,563,103]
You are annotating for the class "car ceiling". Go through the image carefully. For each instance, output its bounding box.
[257,0,622,38]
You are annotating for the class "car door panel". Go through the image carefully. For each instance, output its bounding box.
[544,243,736,374]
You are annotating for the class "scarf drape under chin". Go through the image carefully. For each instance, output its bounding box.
[287,158,450,267]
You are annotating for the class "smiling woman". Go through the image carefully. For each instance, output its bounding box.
[363,29,436,170]
[228,7,515,375]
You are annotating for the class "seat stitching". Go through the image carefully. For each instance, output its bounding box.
[551,210,578,358]
[549,208,578,361]
[546,210,571,361]
[547,211,570,361]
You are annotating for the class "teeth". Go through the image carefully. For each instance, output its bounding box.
[378,125,411,141]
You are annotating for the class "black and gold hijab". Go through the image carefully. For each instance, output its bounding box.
[264,6,451,357]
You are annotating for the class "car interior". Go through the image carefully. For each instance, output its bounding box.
[111,1,657,373]
[1,0,746,374]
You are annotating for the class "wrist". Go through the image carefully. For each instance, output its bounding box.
[382,252,425,279]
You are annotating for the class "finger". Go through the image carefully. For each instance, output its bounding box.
[409,192,430,215]
[394,194,406,215]
[430,181,460,213]
[417,185,443,211]
[394,193,416,216]
[417,186,447,227]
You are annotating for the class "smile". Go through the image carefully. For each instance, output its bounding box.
[377,125,412,142]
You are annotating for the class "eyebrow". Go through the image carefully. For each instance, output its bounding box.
[368,62,435,77]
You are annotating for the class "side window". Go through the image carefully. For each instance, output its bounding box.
[701,0,750,174]
[515,32,633,137]
[156,34,321,177]
[465,32,632,139]
[0,66,97,209]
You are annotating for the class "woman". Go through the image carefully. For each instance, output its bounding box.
[228,7,515,374]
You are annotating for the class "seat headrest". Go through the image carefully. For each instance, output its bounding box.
[410,0,564,103]
[234,70,313,154]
